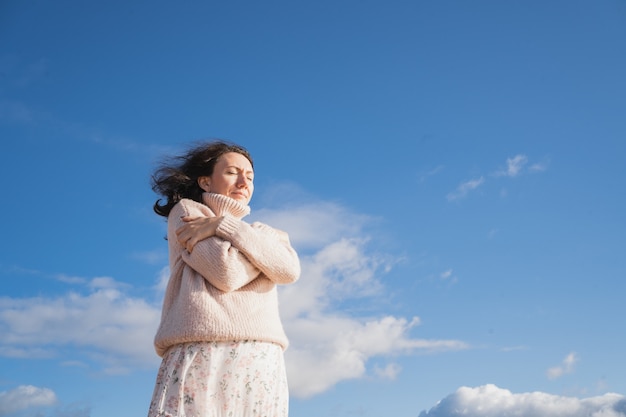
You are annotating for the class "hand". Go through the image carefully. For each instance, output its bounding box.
[176,216,223,252]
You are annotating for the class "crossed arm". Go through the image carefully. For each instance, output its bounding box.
[177,215,290,252]
[169,202,300,291]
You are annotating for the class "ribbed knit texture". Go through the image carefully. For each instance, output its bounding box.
[154,193,301,357]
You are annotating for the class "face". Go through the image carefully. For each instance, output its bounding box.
[198,152,254,204]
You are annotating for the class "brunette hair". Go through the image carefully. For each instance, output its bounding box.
[151,140,254,217]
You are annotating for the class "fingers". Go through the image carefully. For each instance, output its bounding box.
[177,230,197,252]
[175,216,217,252]
[185,238,197,253]
[175,225,190,243]
[176,223,193,251]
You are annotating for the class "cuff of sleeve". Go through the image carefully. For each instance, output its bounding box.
[216,214,241,239]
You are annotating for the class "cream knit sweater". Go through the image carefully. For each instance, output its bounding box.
[154,192,301,357]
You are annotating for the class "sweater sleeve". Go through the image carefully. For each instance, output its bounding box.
[169,200,262,292]
[215,215,301,285]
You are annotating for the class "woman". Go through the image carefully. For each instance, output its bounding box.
[147,141,300,417]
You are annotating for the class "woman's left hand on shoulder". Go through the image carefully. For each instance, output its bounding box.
[176,216,223,252]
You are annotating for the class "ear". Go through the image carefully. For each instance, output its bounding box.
[197,176,211,192]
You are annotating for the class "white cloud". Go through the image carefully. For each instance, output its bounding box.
[374,362,402,380]
[418,384,626,417]
[494,154,549,178]
[285,315,466,398]
[0,385,57,416]
[253,200,373,251]
[447,177,485,201]
[547,351,579,379]
[495,154,529,177]
[0,278,161,373]
[259,199,467,398]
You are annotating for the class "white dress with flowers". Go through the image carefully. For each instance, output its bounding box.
[147,340,288,417]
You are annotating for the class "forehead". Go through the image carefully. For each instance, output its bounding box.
[216,152,253,171]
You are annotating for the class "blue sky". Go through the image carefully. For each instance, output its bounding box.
[1,1,626,416]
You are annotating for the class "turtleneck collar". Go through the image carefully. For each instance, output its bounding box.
[202,192,251,219]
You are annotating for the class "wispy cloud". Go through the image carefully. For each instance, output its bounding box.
[499,345,529,352]
[495,154,529,177]
[547,351,579,379]
[130,249,168,265]
[419,165,445,183]
[447,153,548,201]
[418,384,626,417]
[529,161,549,173]
[447,177,485,201]
[373,362,402,380]
[493,153,549,177]
[439,268,458,285]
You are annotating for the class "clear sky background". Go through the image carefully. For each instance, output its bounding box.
[1,1,625,416]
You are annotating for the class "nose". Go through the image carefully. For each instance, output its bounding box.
[237,174,250,187]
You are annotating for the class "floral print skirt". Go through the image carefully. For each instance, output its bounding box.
[147,341,289,417]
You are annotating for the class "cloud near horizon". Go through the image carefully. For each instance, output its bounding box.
[418,384,626,417]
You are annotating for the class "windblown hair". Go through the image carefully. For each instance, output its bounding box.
[151,140,254,217]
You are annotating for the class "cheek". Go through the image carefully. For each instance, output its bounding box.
[212,178,231,193]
